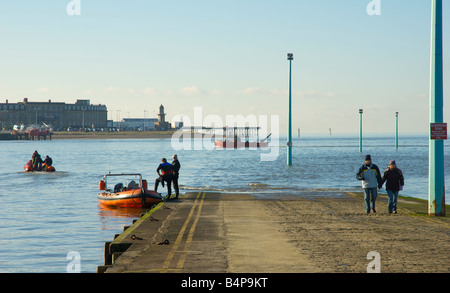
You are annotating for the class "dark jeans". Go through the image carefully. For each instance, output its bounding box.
[386,190,399,212]
[363,187,378,213]
[172,173,179,197]
[155,175,172,197]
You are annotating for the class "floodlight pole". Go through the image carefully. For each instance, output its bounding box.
[287,53,293,166]
[429,0,445,216]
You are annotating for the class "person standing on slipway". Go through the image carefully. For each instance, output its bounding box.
[356,155,382,214]
[381,160,404,214]
[172,154,181,199]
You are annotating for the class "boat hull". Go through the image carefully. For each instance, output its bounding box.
[98,189,163,208]
[24,160,55,172]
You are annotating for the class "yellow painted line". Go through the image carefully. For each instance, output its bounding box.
[160,192,203,273]
[177,192,206,270]
[113,201,165,243]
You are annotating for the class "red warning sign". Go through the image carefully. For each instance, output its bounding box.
[430,123,447,140]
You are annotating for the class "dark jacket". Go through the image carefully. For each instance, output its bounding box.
[172,160,180,175]
[157,162,173,176]
[44,156,52,166]
[381,167,404,191]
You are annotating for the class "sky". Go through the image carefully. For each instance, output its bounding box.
[0,0,449,135]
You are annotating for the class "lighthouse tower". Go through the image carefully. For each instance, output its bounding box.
[156,104,170,130]
[158,104,166,124]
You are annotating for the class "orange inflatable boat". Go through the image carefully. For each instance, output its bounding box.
[24,160,55,172]
[98,173,163,208]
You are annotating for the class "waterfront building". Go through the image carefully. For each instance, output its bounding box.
[0,98,107,130]
[120,118,158,130]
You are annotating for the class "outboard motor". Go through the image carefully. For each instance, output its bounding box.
[114,183,123,193]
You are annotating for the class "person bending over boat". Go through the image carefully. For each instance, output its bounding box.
[155,158,174,199]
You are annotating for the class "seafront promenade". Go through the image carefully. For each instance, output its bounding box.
[51,130,177,140]
[98,191,449,274]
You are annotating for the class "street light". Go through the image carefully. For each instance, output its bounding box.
[116,110,121,130]
[35,107,39,126]
[144,110,147,131]
[287,53,293,166]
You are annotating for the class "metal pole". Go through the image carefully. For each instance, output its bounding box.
[359,109,363,153]
[429,0,445,216]
[287,53,293,166]
[395,112,399,150]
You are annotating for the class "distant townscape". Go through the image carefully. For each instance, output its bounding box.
[0,99,182,138]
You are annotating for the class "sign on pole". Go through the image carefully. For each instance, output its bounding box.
[430,123,447,140]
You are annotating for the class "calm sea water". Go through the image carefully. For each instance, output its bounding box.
[0,134,447,272]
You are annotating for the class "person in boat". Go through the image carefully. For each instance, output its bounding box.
[42,155,53,171]
[43,155,52,166]
[172,154,181,199]
[155,158,174,199]
[31,150,43,171]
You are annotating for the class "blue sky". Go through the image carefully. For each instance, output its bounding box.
[0,0,449,134]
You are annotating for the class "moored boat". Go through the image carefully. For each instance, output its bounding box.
[98,173,163,208]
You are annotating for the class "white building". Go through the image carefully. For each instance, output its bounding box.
[121,118,158,130]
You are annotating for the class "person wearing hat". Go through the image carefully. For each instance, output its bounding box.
[356,155,382,214]
[381,160,404,214]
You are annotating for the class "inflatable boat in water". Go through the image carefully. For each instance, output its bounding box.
[98,173,163,208]
[24,160,55,172]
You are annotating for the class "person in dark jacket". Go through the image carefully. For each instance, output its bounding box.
[31,150,43,171]
[356,154,382,214]
[42,155,53,171]
[43,155,52,166]
[381,160,404,214]
[172,154,181,199]
[155,158,174,199]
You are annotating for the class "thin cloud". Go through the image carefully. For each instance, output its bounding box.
[241,87,336,99]
[179,86,206,96]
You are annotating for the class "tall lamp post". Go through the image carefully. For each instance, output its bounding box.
[359,109,363,153]
[429,0,445,216]
[287,53,293,166]
[35,107,39,126]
